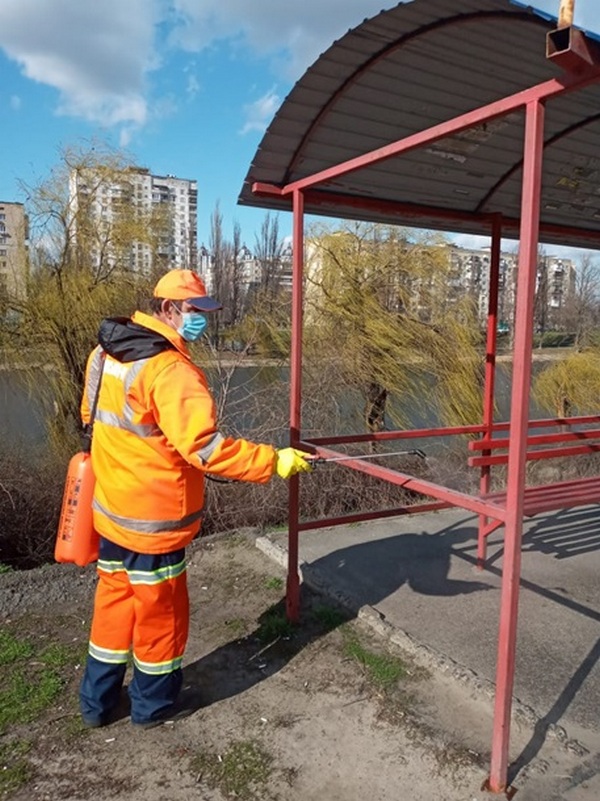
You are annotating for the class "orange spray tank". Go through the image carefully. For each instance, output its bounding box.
[55,353,104,567]
[54,448,98,566]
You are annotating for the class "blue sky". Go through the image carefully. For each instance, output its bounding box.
[0,0,598,257]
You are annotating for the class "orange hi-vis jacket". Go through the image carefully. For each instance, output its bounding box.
[81,311,277,554]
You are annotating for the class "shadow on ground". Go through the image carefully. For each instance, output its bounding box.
[183,588,352,707]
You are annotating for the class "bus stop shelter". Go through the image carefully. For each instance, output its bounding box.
[239,0,600,793]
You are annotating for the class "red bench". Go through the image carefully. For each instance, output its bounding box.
[467,417,600,566]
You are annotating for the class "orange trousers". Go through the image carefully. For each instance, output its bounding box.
[80,537,189,725]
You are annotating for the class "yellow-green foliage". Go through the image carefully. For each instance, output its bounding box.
[305,222,484,430]
[533,351,600,416]
[4,144,170,451]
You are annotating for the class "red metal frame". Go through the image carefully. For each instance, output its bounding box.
[263,49,600,797]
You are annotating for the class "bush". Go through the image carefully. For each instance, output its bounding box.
[532,331,576,348]
[0,445,68,569]
[0,441,436,569]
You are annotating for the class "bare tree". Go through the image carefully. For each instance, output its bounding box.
[254,212,284,294]
[560,253,600,349]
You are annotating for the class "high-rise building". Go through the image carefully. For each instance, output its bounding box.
[0,202,28,302]
[449,245,575,331]
[69,167,197,274]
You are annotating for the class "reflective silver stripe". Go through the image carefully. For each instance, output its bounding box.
[93,357,162,437]
[197,432,225,463]
[133,654,183,675]
[93,498,203,534]
[95,409,160,437]
[122,359,149,393]
[89,641,129,665]
[86,348,104,409]
[127,559,187,585]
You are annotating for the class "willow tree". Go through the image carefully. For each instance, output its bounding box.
[304,221,484,438]
[533,350,600,418]
[5,143,171,448]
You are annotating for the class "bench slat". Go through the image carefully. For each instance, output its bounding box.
[469,428,600,451]
[485,476,600,516]
[469,442,600,467]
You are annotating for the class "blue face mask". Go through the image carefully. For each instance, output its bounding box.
[177,310,208,341]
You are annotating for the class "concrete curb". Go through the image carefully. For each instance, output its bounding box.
[255,534,589,759]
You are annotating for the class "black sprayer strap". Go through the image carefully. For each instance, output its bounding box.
[81,350,106,454]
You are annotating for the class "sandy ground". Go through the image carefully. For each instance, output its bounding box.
[0,532,597,801]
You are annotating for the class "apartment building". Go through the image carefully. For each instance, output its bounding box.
[69,167,198,274]
[449,245,575,331]
[0,201,28,302]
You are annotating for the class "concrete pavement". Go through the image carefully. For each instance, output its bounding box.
[257,504,600,751]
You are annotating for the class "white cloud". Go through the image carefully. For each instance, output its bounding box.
[240,88,281,135]
[1,0,598,141]
[9,95,22,111]
[169,0,400,79]
[0,0,162,130]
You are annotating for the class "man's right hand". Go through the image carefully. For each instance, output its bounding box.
[275,448,314,479]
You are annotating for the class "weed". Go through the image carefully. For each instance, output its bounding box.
[311,604,347,631]
[191,739,273,800]
[256,607,295,644]
[0,739,31,796]
[0,563,12,574]
[342,628,407,691]
[264,576,283,591]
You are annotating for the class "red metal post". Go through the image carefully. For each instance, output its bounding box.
[478,215,502,567]
[487,100,545,794]
[286,188,305,623]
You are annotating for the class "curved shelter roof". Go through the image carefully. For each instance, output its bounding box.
[239,0,600,249]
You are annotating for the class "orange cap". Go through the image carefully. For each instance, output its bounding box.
[153,269,222,311]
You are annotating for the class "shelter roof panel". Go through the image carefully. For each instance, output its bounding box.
[240,0,600,249]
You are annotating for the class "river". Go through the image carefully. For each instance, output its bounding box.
[0,361,549,451]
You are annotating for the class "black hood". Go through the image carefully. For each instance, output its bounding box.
[98,317,176,363]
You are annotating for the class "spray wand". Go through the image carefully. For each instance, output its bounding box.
[312,448,426,466]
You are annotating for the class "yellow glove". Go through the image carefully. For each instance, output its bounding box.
[275,448,314,479]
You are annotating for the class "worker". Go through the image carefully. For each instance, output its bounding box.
[79,268,312,729]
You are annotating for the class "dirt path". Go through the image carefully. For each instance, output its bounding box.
[0,533,593,800]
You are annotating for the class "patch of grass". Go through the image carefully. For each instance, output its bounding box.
[263,576,283,591]
[39,643,78,669]
[0,562,12,574]
[342,629,407,691]
[256,607,295,644]
[191,739,273,801]
[224,618,247,638]
[0,628,75,735]
[0,631,34,666]
[0,739,32,796]
[311,604,347,631]
[0,670,64,732]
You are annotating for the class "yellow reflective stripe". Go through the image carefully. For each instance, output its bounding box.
[127,559,187,585]
[133,654,183,675]
[89,641,129,664]
[97,558,125,574]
